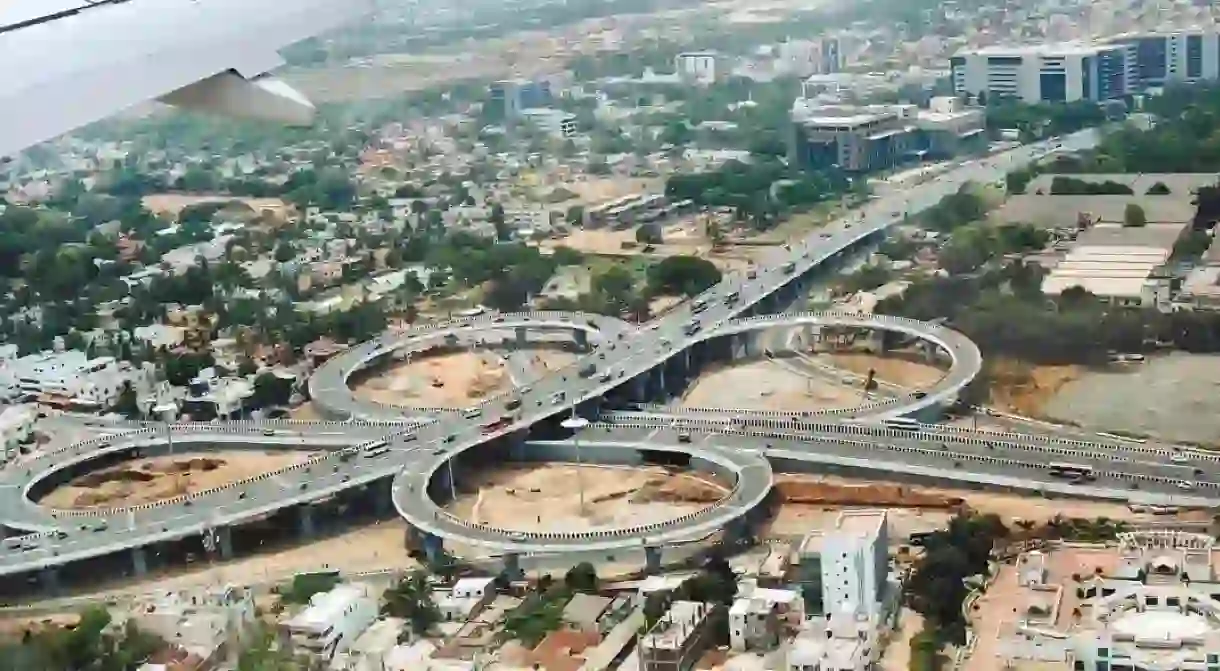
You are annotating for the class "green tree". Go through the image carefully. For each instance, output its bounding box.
[1146,181,1172,195]
[1124,202,1147,227]
[113,380,141,420]
[564,562,599,593]
[382,571,441,639]
[647,255,722,296]
[490,203,511,242]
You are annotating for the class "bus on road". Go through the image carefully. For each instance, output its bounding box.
[1049,462,1095,480]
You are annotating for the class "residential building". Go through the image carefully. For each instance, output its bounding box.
[799,510,890,620]
[131,585,256,669]
[180,371,253,420]
[784,611,882,671]
[489,79,552,121]
[675,52,718,83]
[434,577,496,622]
[1107,30,1220,87]
[638,601,716,671]
[729,580,802,652]
[281,582,378,663]
[0,404,35,458]
[520,108,578,139]
[950,42,1134,103]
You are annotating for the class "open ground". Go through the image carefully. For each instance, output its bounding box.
[350,351,508,407]
[37,451,315,510]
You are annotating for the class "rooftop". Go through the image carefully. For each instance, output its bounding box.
[640,601,710,650]
[284,583,370,633]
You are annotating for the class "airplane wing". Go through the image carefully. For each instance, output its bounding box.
[0,0,376,159]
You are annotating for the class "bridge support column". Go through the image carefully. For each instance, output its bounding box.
[132,547,148,577]
[741,332,752,358]
[644,546,662,574]
[216,526,233,559]
[631,375,646,403]
[573,329,588,351]
[373,481,394,517]
[422,533,445,564]
[502,552,523,581]
[298,506,316,539]
[41,567,60,593]
[655,367,667,400]
[515,326,527,347]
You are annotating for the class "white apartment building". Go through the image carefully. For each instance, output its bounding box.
[434,577,496,622]
[803,510,890,620]
[951,42,1135,104]
[0,404,36,458]
[281,582,378,663]
[675,52,718,83]
[785,610,882,671]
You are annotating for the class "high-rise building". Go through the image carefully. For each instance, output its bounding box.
[1106,30,1220,87]
[950,42,1134,104]
[488,79,552,120]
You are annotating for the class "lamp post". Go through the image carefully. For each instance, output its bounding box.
[560,414,590,516]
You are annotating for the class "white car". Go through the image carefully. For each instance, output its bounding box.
[507,531,527,541]
[1170,453,1190,463]
[1176,480,1195,491]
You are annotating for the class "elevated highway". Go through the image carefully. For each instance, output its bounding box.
[0,130,1133,585]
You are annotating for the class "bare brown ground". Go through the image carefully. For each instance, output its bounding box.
[825,351,949,389]
[140,194,287,216]
[681,361,865,412]
[447,464,720,534]
[881,609,925,671]
[351,352,506,407]
[987,359,1083,416]
[38,451,313,509]
[763,473,1197,531]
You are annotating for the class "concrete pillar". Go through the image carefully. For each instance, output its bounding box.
[631,375,646,403]
[656,367,666,399]
[645,546,662,574]
[298,506,315,539]
[502,552,523,581]
[422,533,445,564]
[216,526,233,559]
[573,329,588,351]
[741,332,752,358]
[41,566,60,593]
[132,546,148,576]
[515,326,527,347]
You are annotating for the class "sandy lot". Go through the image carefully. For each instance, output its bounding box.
[763,473,1189,531]
[682,360,867,412]
[352,351,507,407]
[825,352,949,390]
[447,464,719,534]
[989,360,1082,417]
[881,609,925,671]
[1043,352,1220,444]
[140,194,287,217]
[38,451,314,510]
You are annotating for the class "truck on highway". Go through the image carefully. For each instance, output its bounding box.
[482,417,513,434]
[578,363,597,379]
[781,261,796,274]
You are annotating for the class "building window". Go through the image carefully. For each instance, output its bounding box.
[1145,596,1158,606]
[1188,34,1204,79]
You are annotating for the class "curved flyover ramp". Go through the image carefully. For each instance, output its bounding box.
[310,311,634,421]
[391,440,773,554]
[692,311,982,420]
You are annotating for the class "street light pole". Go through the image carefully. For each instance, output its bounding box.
[561,413,591,517]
